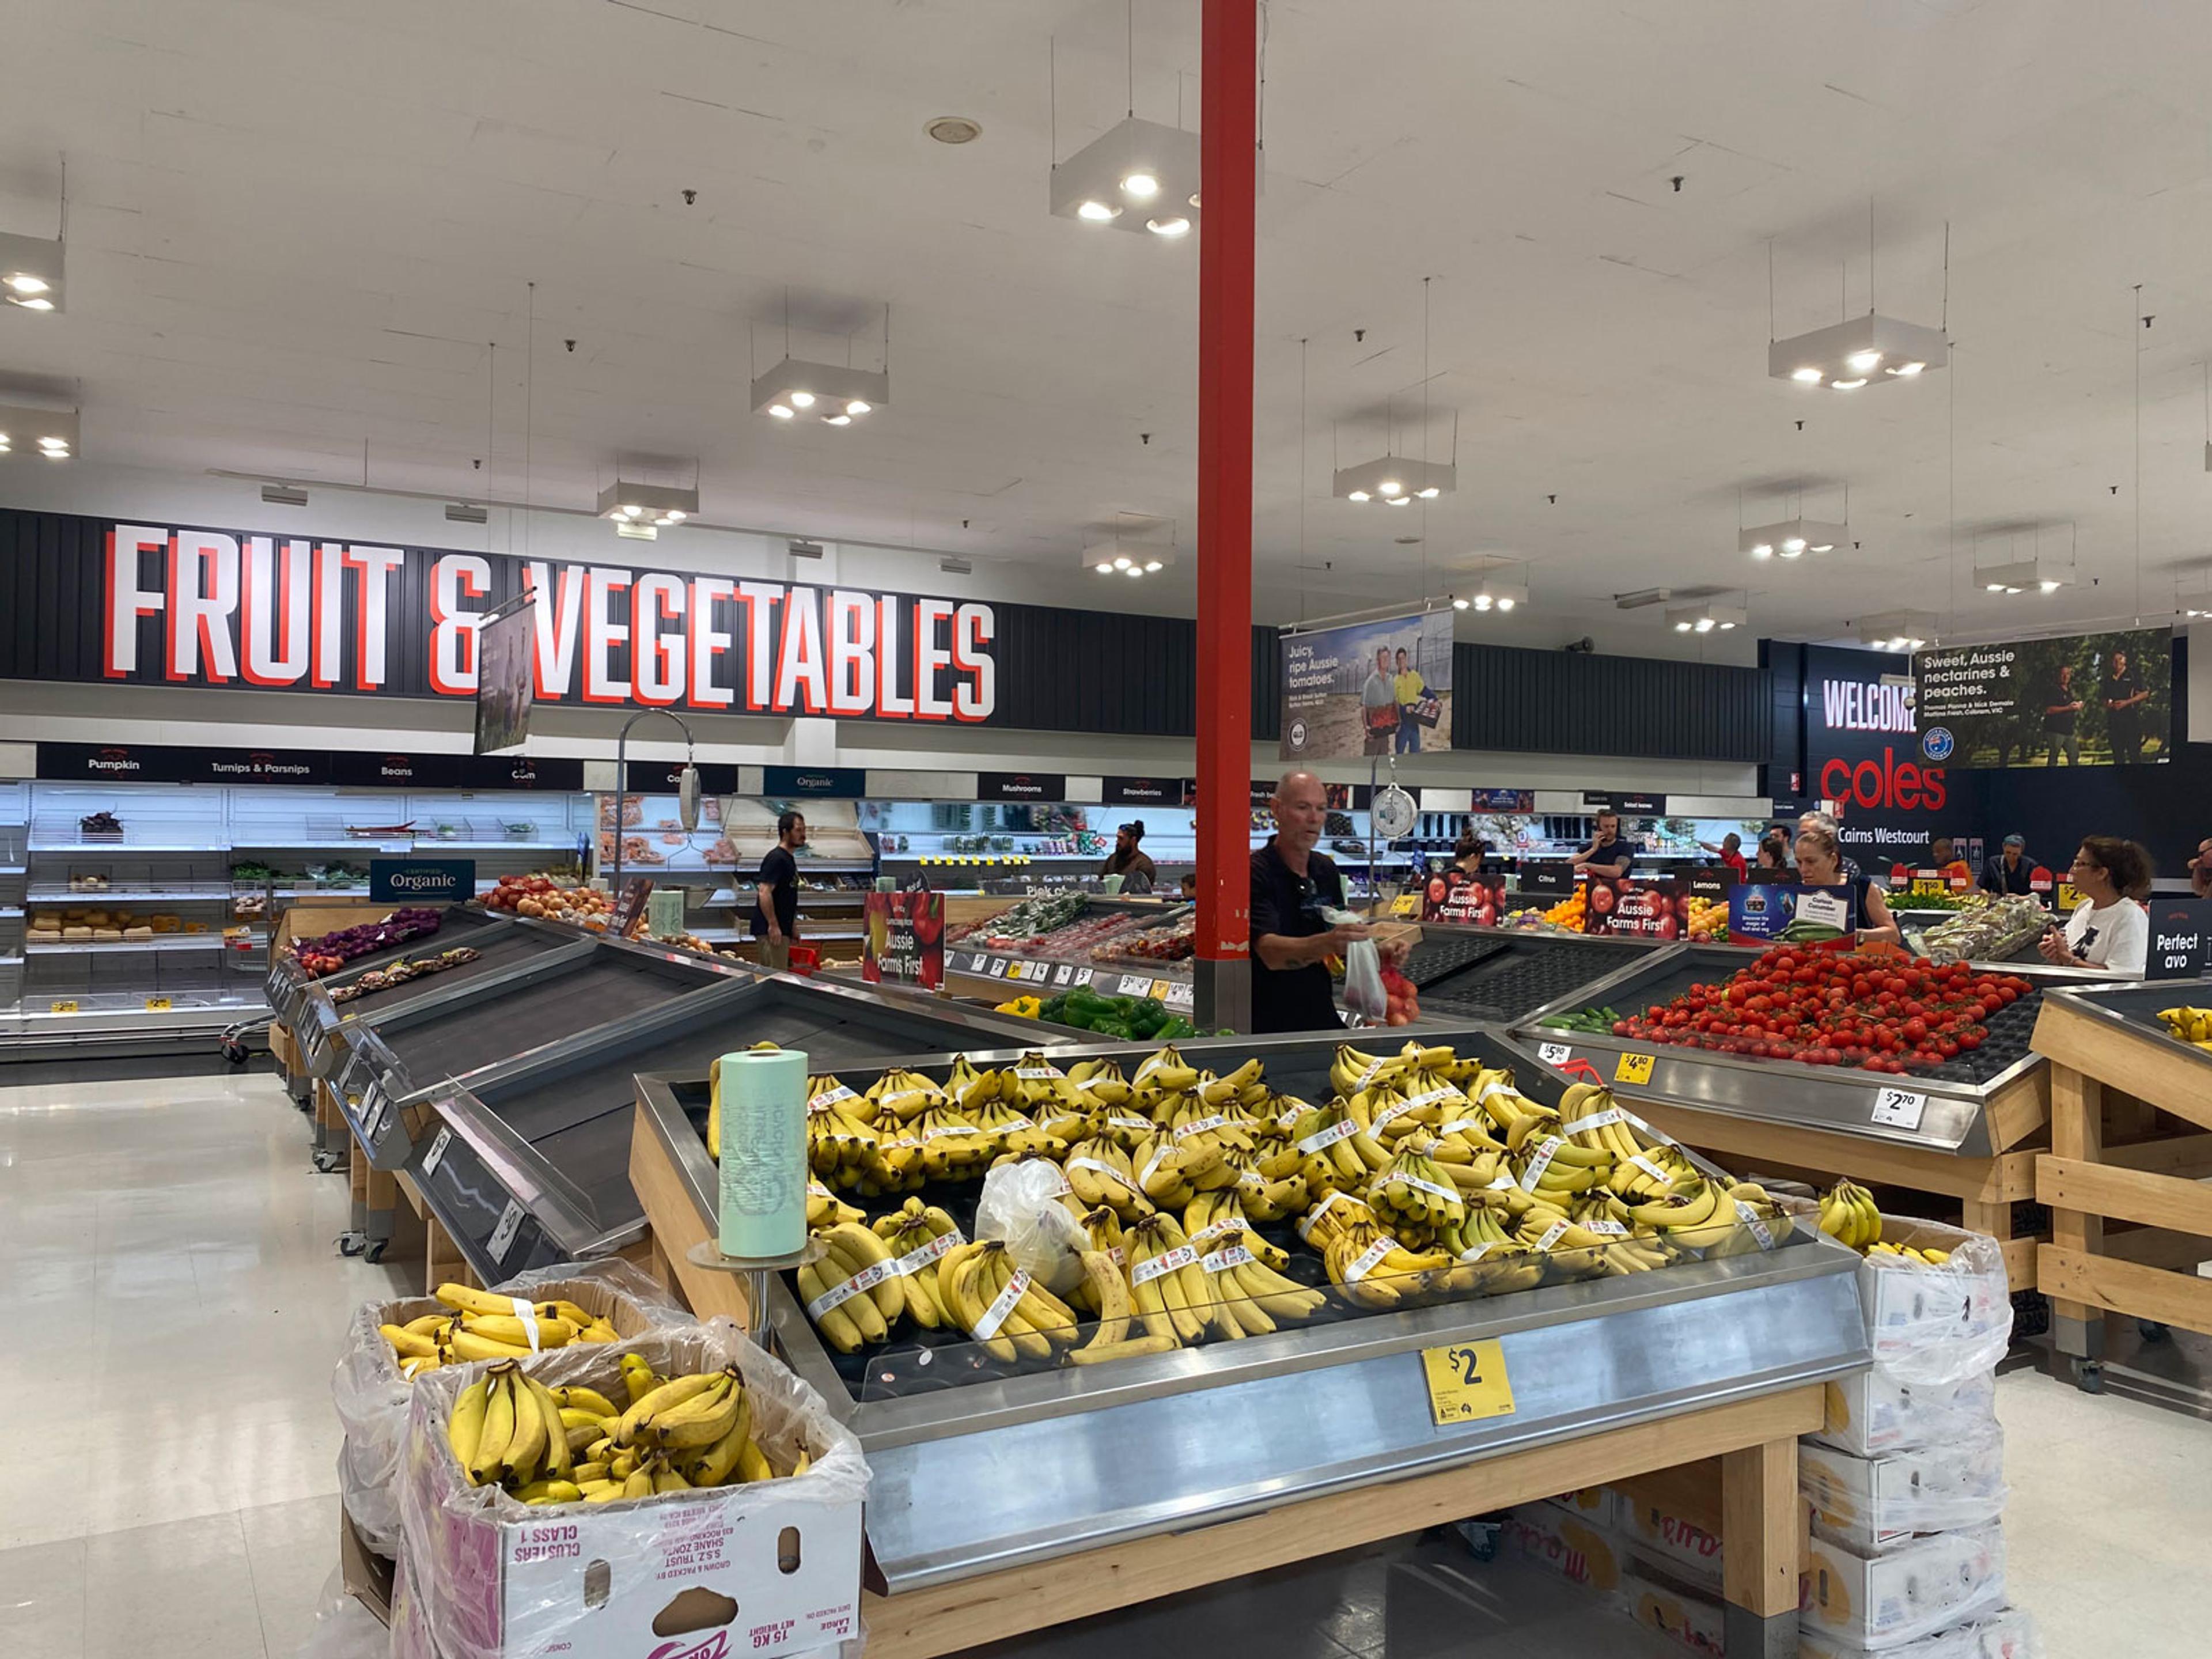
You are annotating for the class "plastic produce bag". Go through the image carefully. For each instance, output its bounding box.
[293,1571,392,1659]
[974,1155,1089,1296]
[1342,937,1388,1021]
[400,1319,868,1659]
[1859,1217,2014,1384]
[334,1256,694,1556]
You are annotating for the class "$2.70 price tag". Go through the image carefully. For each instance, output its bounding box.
[1614,1051,1656,1086]
[1419,1339,1516,1427]
[1869,1086,1927,1131]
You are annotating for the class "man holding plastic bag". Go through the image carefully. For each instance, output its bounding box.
[1249,770,1395,1033]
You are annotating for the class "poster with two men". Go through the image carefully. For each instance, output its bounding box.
[1278,608,1455,760]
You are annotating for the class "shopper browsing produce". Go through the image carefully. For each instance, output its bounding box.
[1249,770,1369,1033]
[1099,821,1157,892]
[2191,836,2212,900]
[1798,810,1861,880]
[1929,836,1972,882]
[2038,836,2150,975]
[752,809,806,969]
[1794,823,1900,945]
[1571,812,1634,877]
[1392,645,1426,755]
[1452,832,1496,876]
[1755,831,1791,872]
[1698,831,1747,879]
[1980,834,2037,896]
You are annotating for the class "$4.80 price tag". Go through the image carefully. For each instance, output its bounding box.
[1614,1051,1656,1086]
[1419,1339,1516,1427]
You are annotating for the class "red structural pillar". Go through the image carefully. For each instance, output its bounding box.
[1194,0,1258,1032]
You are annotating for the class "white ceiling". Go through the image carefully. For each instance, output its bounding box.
[6,0,2212,652]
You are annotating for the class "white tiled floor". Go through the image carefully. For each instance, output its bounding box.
[2,1068,2209,1657]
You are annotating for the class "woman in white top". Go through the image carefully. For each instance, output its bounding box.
[2037,836,2152,975]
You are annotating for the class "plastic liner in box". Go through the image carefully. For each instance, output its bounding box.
[399,1319,868,1659]
[1803,1524,2006,1652]
[1800,1605,2043,1659]
[1861,1215,2014,1385]
[1801,1428,2010,1554]
[1812,1369,1998,1458]
[332,1258,694,1556]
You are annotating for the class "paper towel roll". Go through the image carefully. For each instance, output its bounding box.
[711,1048,808,1258]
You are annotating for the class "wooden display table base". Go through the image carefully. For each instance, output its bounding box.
[2033,996,2212,1388]
[631,1113,1816,1658]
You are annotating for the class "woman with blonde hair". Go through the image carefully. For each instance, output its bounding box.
[1793,822,1900,945]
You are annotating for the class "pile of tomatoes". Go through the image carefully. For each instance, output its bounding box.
[1609,945,2035,1074]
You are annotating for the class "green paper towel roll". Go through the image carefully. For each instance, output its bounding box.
[712,1047,809,1257]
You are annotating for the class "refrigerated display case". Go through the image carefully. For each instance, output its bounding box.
[627,1015,1863,1654]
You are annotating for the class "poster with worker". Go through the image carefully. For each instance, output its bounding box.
[1912,627,2171,768]
[1278,608,1455,760]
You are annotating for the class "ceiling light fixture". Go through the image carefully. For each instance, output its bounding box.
[1771,312,1947,392]
[788,391,815,409]
[749,301,891,427]
[823,414,851,426]
[0,229,65,315]
[1051,116,1202,239]
[1975,555,2073,596]
[1080,512,1178,580]
[768,403,794,419]
[596,476,698,531]
[1334,457,1454,505]
[1739,517,1846,563]
[1665,599,1747,635]
[1858,609,1937,653]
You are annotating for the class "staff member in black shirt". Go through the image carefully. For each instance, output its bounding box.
[1249,770,1371,1033]
[751,809,806,969]
[1572,812,1634,877]
[1980,833,2036,896]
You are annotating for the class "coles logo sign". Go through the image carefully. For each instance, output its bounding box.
[1808,650,1946,814]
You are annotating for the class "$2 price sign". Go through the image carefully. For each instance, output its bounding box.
[1419,1338,1516,1427]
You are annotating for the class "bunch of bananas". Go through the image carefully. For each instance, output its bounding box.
[1619,1180,1756,1250]
[934,1238,1081,1362]
[870,1198,965,1329]
[1321,1221,1455,1309]
[1062,1137,1155,1219]
[1288,1099,1391,1196]
[379,1282,620,1377]
[944,1055,1001,1113]
[1066,1057,1133,1107]
[795,1222,907,1353]
[806,1180,864,1230]
[705,1040,783,1160]
[1867,1240,1953,1266]
[1130,1044,1201,1107]
[914,1105,994,1180]
[2156,1006,2212,1049]
[865,1067,946,1123]
[444,1360,804,1505]
[805,1077,882,1179]
[1817,1179,1884,1251]
[1062,1248,1173,1365]
[1370,1139,1467,1232]
[1130,1128,1234,1207]
[1184,1187,1293,1267]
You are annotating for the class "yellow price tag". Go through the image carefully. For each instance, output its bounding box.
[144,996,173,1012]
[1391,893,1421,916]
[49,999,79,1014]
[1151,979,1174,1001]
[1615,1051,1656,1085]
[1419,1339,1516,1427]
[2057,882,2082,911]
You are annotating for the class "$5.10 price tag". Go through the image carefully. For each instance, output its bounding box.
[1869,1086,1928,1131]
[1419,1339,1516,1427]
[1614,1051,1656,1086]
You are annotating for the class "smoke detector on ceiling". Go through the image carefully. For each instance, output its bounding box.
[927,116,983,145]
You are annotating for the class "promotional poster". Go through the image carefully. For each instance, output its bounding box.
[1278,607,1455,760]
[1914,627,2172,768]
[472,603,534,755]
[864,890,945,990]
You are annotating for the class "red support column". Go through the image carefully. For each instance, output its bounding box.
[1194,0,1259,1032]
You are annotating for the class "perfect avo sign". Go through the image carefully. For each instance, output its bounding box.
[89,520,997,722]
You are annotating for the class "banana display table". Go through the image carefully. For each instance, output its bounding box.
[628,1015,1867,1659]
[2029,978,2212,1389]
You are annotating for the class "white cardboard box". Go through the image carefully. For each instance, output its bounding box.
[1617,1490,1724,1592]
[1799,1604,2042,1659]
[1812,1368,1997,1458]
[1802,1524,2006,1649]
[1859,1216,2013,1382]
[1800,1429,2008,1552]
[1616,1566,1726,1657]
[1501,1502,1627,1593]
